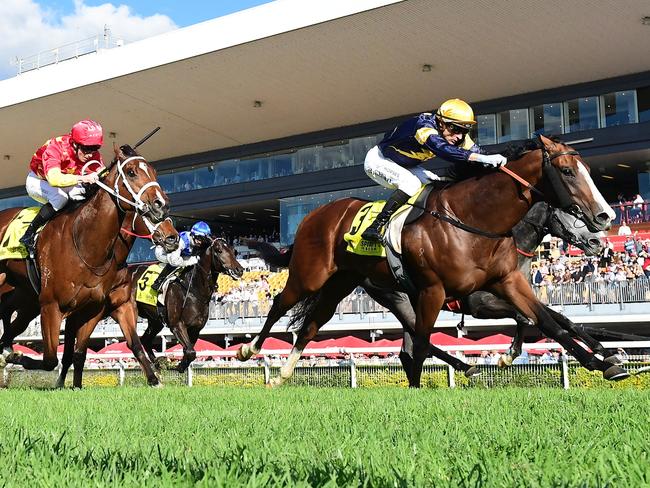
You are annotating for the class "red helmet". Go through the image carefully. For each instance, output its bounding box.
[71,119,103,146]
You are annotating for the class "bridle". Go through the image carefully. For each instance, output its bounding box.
[82,158,166,233]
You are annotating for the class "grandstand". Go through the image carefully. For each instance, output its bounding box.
[1,0,650,353]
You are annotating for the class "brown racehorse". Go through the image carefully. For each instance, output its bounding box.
[238,135,626,386]
[0,212,178,387]
[133,237,244,372]
[0,145,172,373]
[56,213,179,387]
[247,200,614,382]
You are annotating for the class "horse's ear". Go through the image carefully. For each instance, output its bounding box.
[113,142,122,159]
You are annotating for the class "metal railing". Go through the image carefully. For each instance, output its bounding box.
[533,279,650,309]
[13,33,125,75]
[3,355,648,390]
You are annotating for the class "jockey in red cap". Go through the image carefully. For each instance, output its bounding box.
[20,119,105,256]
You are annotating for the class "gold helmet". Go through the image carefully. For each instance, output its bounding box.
[436,99,476,128]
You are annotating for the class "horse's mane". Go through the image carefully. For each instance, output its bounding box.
[500,135,564,162]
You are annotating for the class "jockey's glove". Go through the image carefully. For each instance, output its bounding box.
[475,153,507,168]
[422,169,441,181]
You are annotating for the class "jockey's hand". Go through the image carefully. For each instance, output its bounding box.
[474,154,507,168]
[78,172,100,184]
[68,185,87,201]
[422,169,441,181]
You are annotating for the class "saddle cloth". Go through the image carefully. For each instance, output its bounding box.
[135,263,180,306]
[0,207,41,261]
[343,185,427,257]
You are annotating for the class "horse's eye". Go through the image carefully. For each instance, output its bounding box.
[561,167,574,177]
[127,169,136,178]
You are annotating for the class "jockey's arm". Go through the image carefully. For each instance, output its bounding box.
[42,144,79,187]
[45,167,78,187]
[155,240,199,267]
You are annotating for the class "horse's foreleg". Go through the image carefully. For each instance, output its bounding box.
[174,324,196,373]
[411,283,446,388]
[21,303,60,371]
[140,318,165,366]
[55,324,77,388]
[113,303,160,387]
[490,272,629,381]
[545,307,614,361]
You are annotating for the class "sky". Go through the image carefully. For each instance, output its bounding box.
[0,0,274,80]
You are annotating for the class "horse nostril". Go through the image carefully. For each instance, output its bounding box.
[595,212,610,223]
[588,238,600,247]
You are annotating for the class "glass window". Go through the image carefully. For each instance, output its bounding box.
[530,103,563,136]
[637,86,650,123]
[497,109,529,143]
[280,186,391,245]
[158,132,383,194]
[476,114,496,145]
[601,91,637,127]
[564,97,599,132]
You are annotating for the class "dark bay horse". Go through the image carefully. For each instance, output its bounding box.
[0,145,172,373]
[237,135,626,386]
[247,201,610,381]
[133,237,243,372]
[0,212,178,387]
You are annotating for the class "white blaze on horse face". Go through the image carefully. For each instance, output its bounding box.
[155,189,164,203]
[139,162,151,178]
[576,161,616,222]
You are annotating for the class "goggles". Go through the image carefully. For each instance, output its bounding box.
[443,122,470,135]
[77,144,101,154]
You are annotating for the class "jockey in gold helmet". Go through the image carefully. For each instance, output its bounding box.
[361,98,507,242]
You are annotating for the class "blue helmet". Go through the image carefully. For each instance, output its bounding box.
[190,221,212,237]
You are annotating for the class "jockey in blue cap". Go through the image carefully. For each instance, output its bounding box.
[151,221,212,291]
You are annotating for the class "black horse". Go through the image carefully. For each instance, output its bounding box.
[133,237,243,372]
[248,202,614,381]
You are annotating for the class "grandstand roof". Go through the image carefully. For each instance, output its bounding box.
[1,0,649,189]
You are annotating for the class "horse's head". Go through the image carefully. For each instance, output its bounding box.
[102,144,169,224]
[538,135,615,233]
[208,238,244,279]
[535,203,604,256]
[129,214,179,253]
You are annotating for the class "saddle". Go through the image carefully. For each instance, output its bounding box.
[0,208,45,292]
[343,184,435,257]
[135,264,181,306]
[344,184,437,297]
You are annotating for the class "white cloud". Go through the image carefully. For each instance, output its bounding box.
[0,0,177,79]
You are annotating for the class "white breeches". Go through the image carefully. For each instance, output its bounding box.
[25,171,85,211]
[364,145,437,197]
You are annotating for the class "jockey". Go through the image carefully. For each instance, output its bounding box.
[361,98,508,242]
[151,221,212,291]
[20,119,104,255]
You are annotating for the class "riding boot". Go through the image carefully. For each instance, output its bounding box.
[361,189,410,242]
[19,203,57,258]
[151,264,174,291]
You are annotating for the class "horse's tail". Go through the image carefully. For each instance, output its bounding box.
[287,289,321,332]
[244,240,293,268]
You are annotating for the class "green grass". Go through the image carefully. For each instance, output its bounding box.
[0,387,648,487]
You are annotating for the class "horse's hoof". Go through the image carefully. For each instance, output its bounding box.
[5,352,22,364]
[498,354,513,368]
[464,366,482,378]
[236,345,252,362]
[603,365,630,382]
[267,377,283,388]
[604,355,623,366]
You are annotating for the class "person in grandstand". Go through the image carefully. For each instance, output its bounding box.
[151,221,212,291]
[361,98,507,242]
[20,119,104,256]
